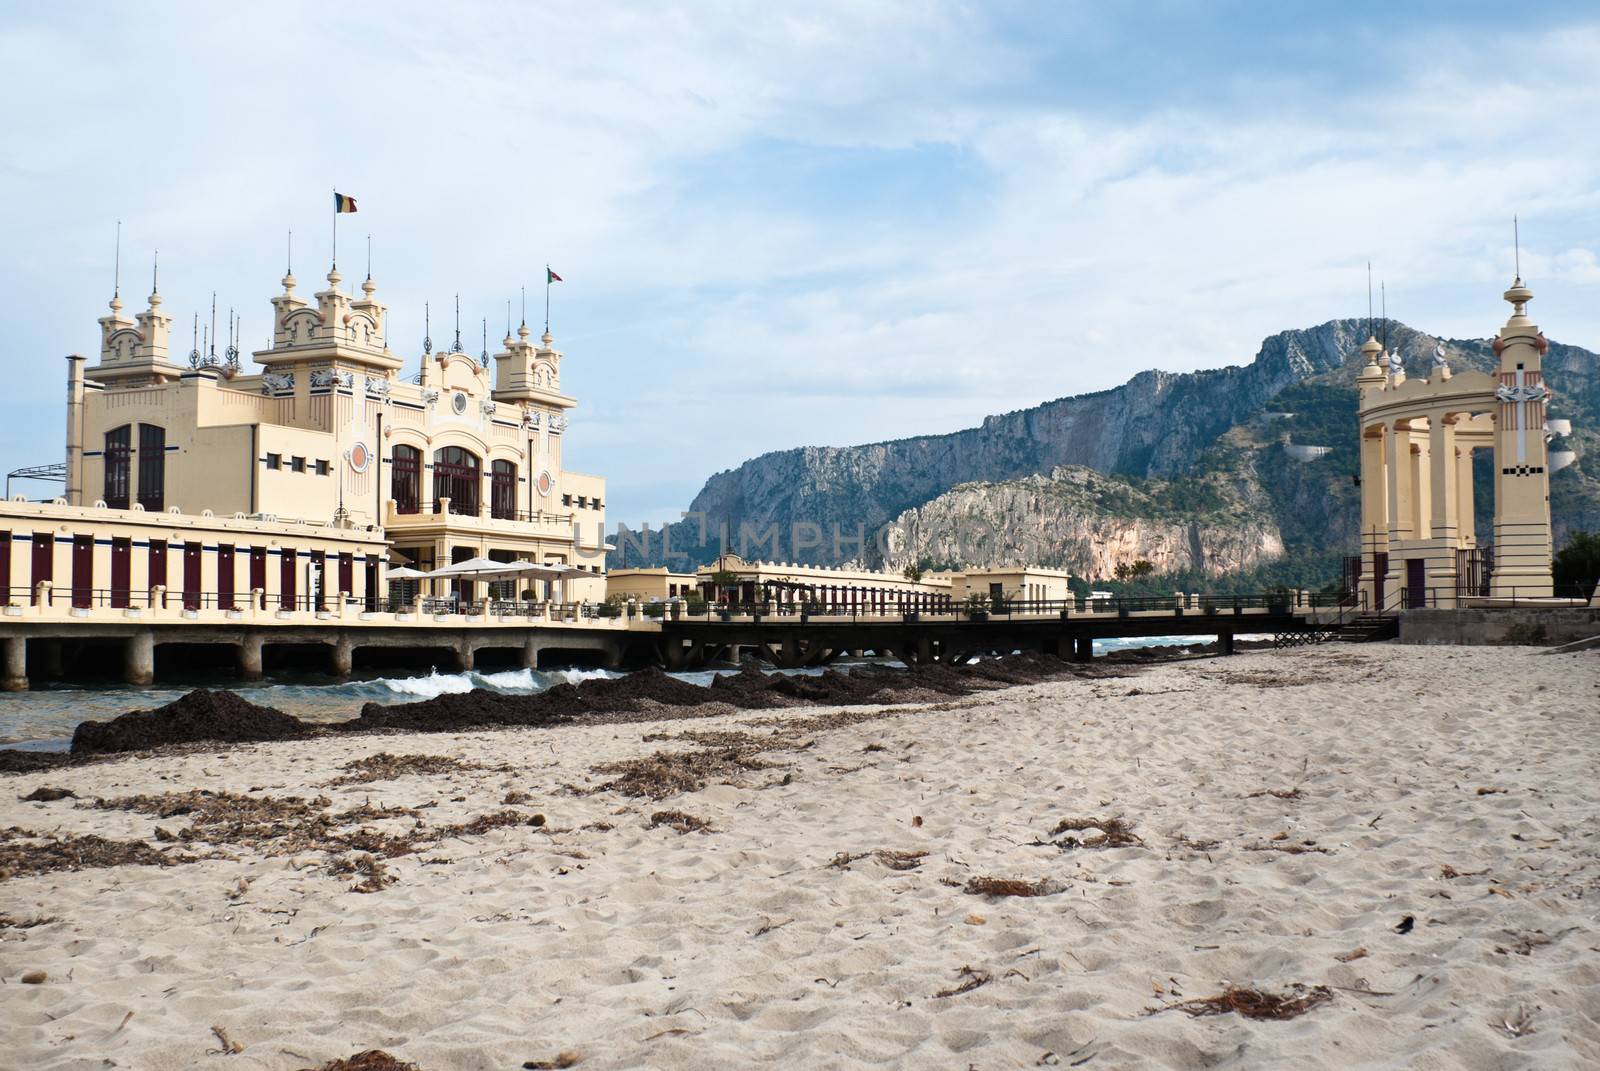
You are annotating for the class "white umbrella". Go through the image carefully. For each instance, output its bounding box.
[386,565,429,580]
[430,556,536,580]
[526,563,587,578]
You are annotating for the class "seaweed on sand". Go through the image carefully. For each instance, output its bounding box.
[648,810,713,834]
[0,828,205,880]
[71,689,312,755]
[324,752,503,786]
[932,966,993,998]
[828,849,927,871]
[1155,984,1333,1020]
[297,1053,420,1071]
[964,876,1058,897]
[1044,815,1144,849]
[588,748,774,800]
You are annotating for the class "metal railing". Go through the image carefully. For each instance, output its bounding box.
[671,592,1329,624]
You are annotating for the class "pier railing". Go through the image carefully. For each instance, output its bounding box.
[0,584,635,631]
[673,591,1342,624]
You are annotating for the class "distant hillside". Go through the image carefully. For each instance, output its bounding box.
[612,317,1600,582]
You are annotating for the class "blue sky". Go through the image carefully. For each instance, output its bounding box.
[3,2,1599,523]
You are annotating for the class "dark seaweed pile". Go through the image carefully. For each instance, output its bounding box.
[1,651,1104,772]
[70,690,313,755]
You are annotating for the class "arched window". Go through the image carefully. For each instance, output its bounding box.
[392,444,421,514]
[491,459,517,520]
[104,425,131,509]
[137,425,165,511]
[433,446,480,516]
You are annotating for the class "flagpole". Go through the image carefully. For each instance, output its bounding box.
[545,265,550,334]
[331,187,337,270]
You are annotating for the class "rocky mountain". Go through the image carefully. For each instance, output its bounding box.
[613,316,1599,582]
[881,465,1285,577]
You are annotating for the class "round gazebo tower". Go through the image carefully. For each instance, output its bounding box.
[1489,278,1555,598]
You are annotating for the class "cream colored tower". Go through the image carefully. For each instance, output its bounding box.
[1489,277,1554,597]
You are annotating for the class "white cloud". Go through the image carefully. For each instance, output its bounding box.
[3,5,1599,520]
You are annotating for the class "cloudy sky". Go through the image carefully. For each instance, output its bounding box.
[3,2,1598,523]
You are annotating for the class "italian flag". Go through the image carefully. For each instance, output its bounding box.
[547,267,563,283]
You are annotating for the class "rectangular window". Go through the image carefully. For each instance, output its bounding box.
[291,456,306,473]
[137,425,165,511]
[562,494,572,506]
[315,459,330,476]
[338,552,353,599]
[104,426,131,509]
[266,453,281,470]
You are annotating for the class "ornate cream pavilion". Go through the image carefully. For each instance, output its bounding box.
[5,257,608,614]
[1355,276,1556,609]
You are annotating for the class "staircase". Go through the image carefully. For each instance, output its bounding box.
[1336,614,1399,643]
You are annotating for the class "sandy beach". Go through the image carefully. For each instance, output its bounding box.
[3,644,1598,1070]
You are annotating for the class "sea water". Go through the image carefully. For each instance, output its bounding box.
[0,635,1244,751]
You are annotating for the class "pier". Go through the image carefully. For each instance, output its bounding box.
[0,588,1340,690]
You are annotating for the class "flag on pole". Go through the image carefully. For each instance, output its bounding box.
[334,192,358,213]
[547,267,562,283]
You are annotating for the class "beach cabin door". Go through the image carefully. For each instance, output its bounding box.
[110,538,130,608]
[71,535,93,609]
[31,532,52,605]
[1372,552,1387,610]
[280,549,297,609]
[1404,558,1426,610]
[182,542,202,610]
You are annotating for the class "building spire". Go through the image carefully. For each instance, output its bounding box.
[452,293,463,352]
[423,301,432,355]
[481,317,488,368]
[150,250,159,297]
[113,219,121,300]
[1513,213,1521,283]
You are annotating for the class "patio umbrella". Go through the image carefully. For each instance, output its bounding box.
[429,556,537,580]
[385,566,429,580]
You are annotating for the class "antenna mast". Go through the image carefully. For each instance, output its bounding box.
[1514,214,1521,279]
[113,219,121,298]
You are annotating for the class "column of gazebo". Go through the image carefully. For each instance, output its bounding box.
[1424,413,1462,606]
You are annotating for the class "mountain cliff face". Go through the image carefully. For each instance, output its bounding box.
[613,316,1598,578]
[882,465,1285,577]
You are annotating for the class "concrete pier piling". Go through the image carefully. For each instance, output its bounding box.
[237,635,264,680]
[124,631,154,686]
[3,636,26,691]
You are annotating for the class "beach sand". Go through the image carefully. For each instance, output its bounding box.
[3,644,1598,1070]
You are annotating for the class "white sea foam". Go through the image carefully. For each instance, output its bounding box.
[376,668,477,698]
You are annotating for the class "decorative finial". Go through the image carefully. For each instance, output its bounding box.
[452,293,463,352]
[423,302,433,355]
[481,318,488,368]
[113,219,121,300]
[365,233,372,281]
[225,308,240,370]
[190,313,200,367]
[207,292,218,365]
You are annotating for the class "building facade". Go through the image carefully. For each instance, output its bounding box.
[14,258,607,611]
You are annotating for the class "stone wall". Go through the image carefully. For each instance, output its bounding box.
[1399,607,1600,647]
